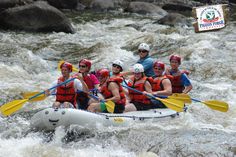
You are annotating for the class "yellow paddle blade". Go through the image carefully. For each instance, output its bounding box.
[0,99,28,116]
[155,97,184,112]
[72,67,79,72]
[203,100,229,112]
[57,60,65,71]
[22,92,47,102]
[105,100,115,113]
[169,93,192,104]
[58,60,79,72]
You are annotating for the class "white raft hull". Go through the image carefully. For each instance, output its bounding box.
[31,108,178,131]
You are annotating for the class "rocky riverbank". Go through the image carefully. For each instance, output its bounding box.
[0,0,234,33]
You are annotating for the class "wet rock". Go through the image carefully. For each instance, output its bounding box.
[46,0,79,9]
[161,0,202,12]
[0,0,19,11]
[90,0,115,11]
[125,2,167,16]
[157,13,191,27]
[0,1,75,33]
[0,0,33,11]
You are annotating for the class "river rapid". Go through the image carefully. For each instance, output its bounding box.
[0,11,236,157]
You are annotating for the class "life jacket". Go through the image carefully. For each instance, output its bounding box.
[165,69,190,93]
[128,76,150,104]
[148,75,171,91]
[110,72,125,81]
[170,71,185,93]
[100,77,126,105]
[56,76,76,107]
[72,73,95,90]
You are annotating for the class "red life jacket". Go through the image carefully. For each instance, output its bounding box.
[128,76,150,104]
[72,73,95,90]
[148,75,171,91]
[165,69,190,93]
[100,77,126,105]
[171,73,184,93]
[56,76,76,107]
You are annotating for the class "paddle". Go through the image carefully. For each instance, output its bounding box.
[58,60,79,72]
[167,93,229,112]
[22,92,47,102]
[22,89,98,102]
[22,90,115,113]
[156,93,192,104]
[191,97,228,112]
[0,77,76,116]
[122,85,185,112]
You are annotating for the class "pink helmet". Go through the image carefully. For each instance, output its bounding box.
[96,68,109,79]
[60,62,72,72]
[153,61,165,69]
[169,55,181,64]
[79,59,92,70]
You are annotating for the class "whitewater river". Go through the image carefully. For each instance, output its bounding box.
[0,11,236,157]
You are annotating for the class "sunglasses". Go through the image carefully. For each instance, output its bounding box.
[154,67,163,70]
[79,65,87,68]
[138,50,148,53]
[112,64,121,68]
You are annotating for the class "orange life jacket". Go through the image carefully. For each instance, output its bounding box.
[100,77,126,105]
[128,76,150,104]
[56,76,76,107]
[148,75,171,91]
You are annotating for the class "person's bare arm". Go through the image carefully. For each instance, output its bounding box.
[106,82,120,102]
[153,79,172,96]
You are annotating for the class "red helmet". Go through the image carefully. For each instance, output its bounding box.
[169,55,181,64]
[60,62,72,72]
[153,61,165,69]
[96,68,109,79]
[79,59,92,70]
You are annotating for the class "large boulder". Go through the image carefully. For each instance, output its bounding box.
[90,0,115,11]
[157,13,191,27]
[0,1,74,33]
[0,0,19,10]
[46,0,81,10]
[125,2,167,16]
[0,0,33,11]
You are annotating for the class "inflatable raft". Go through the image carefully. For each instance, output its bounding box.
[30,108,179,131]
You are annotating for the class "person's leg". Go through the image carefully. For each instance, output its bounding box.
[150,99,167,108]
[87,102,101,112]
[113,104,125,113]
[52,101,61,108]
[63,102,74,108]
[124,103,137,112]
[77,96,89,110]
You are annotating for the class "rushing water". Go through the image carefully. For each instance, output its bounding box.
[0,11,236,157]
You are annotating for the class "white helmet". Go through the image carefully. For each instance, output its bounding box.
[112,59,123,71]
[132,63,144,73]
[138,43,150,52]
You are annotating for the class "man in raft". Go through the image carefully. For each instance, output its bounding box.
[165,54,192,94]
[147,61,172,108]
[88,68,126,113]
[137,43,154,77]
[45,62,88,108]
[73,59,100,110]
